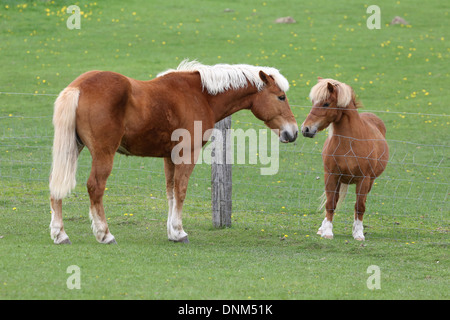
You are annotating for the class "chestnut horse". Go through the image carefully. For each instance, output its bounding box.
[301,78,388,241]
[49,60,298,244]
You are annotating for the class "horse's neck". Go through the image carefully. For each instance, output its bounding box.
[331,108,364,138]
[207,85,258,122]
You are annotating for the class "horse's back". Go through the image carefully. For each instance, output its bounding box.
[360,112,387,137]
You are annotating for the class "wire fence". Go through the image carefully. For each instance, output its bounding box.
[0,92,448,243]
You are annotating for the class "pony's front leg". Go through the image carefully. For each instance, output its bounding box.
[318,175,341,239]
[352,179,373,241]
[166,163,195,243]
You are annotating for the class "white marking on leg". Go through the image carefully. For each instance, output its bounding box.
[318,218,333,239]
[89,207,115,244]
[317,217,325,235]
[50,205,70,244]
[353,218,365,241]
[167,202,188,242]
[166,193,175,239]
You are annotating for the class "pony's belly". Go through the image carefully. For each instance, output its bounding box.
[324,157,387,183]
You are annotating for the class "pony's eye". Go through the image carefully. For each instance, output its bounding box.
[323,103,330,107]
[278,95,286,101]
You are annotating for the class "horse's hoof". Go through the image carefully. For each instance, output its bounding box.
[322,234,333,240]
[105,238,117,244]
[179,236,189,243]
[317,230,322,235]
[102,235,117,244]
[98,233,116,244]
[54,236,71,244]
[354,236,365,241]
[169,236,189,244]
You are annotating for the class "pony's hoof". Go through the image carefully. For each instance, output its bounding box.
[322,234,333,240]
[354,236,365,241]
[317,230,323,235]
[55,237,72,245]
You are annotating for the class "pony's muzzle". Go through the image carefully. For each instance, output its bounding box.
[301,125,317,138]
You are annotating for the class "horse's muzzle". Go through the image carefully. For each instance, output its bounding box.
[301,125,317,138]
[280,125,298,143]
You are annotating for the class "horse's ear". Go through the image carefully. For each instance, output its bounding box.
[318,76,323,80]
[327,82,334,93]
[259,71,271,85]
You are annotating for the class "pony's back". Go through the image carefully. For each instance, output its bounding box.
[360,112,387,137]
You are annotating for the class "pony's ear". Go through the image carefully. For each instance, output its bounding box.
[259,71,272,85]
[327,82,334,93]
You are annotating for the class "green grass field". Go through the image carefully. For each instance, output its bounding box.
[0,0,448,300]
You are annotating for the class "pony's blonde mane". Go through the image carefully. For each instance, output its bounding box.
[309,78,360,108]
[157,59,289,95]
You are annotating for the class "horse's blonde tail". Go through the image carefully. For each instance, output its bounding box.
[318,183,349,215]
[49,87,80,200]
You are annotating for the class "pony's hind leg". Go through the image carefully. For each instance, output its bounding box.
[50,198,71,244]
[87,153,116,244]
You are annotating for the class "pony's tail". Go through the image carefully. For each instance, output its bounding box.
[318,183,349,214]
[49,87,80,200]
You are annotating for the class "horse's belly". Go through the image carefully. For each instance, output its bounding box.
[119,132,174,158]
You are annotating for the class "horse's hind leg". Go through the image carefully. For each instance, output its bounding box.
[353,178,373,241]
[49,144,84,245]
[50,198,71,244]
[87,153,116,244]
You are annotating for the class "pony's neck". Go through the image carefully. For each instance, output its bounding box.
[207,84,259,122]
[330,103,364,137]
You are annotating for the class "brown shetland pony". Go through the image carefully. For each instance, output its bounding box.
[301,77,388,241]
[49,60,298,244]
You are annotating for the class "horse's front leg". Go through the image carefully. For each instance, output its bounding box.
[352,178,373,241]
[166,162,195,243]
[318,174,341,239]
[164,158,177,242]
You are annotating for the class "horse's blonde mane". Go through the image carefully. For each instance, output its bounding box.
[309,78,359,108]
[157,59,289,95]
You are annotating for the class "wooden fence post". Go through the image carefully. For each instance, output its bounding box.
[211,116,232,228]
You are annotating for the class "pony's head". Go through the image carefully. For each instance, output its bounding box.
[301,77,358,138]
[251,70,298,143]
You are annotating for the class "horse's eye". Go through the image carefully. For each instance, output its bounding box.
[278,95,286,101]
[323,103,330,107]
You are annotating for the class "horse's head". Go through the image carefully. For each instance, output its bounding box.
[251,71,298,143]
[301,77,354,138]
